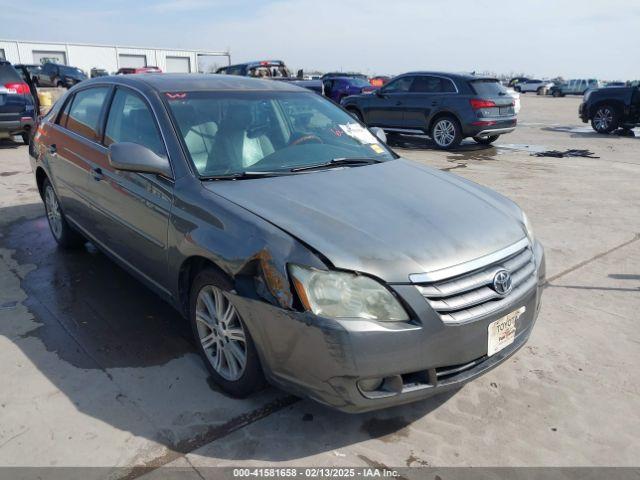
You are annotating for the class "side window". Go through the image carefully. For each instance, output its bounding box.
[65,87,110,141]
[383,76,413,93]
[410,76,444,93]
[441,78,457,93]
[57,95,74,127]
[104,88,165,157]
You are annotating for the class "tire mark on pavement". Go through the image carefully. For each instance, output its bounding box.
[544,233,640,286]
[119,395,299,480]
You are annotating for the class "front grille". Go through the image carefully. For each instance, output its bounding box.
[415,245,537,324]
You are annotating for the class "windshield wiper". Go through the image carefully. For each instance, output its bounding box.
[201,171,285,180]
[290,157,382,172]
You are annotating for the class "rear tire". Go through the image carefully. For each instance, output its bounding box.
[591,104,619,134]
[189,268,266,398]
[42,178,85,249]
[473,135,500,145]
[552,90,562,98]
[430,116,462,150]
[21,132,30,145]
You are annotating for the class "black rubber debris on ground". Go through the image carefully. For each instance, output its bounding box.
[531,149,600,159]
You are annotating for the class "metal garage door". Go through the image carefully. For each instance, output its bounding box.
[33,50,67,65]
[165,56,191,73]
[119,54,147,68]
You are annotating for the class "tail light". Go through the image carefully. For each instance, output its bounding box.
[470,98,496,110]
[4,82,30,95]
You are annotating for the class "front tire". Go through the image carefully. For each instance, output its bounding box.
[189,268,265,397]
[430,116,462,150]
[42,179,85,249]
[552,90,562,98]
[473,135,500,145]
[591,105,619,133]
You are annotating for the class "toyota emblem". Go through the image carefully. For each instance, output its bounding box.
[493,270,513,296]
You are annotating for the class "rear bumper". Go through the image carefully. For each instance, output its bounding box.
[463,117,517,138]
[0,116,34,134]
[232,241,545,413]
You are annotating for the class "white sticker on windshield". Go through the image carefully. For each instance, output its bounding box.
[339,123,378,144]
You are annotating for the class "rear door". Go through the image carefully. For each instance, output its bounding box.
[365,76,414,127]
[46,86,112,227]
[84,86,173,291]
[403,75,457,130]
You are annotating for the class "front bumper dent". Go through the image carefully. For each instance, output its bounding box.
[231,242,545,413]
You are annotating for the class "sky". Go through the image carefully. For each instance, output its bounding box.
[1,0,639,79]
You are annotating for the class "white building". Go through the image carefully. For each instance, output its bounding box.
[0,39,230,75]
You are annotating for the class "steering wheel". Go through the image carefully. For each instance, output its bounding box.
[288,134,323,146]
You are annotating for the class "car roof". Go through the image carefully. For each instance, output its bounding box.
[80,73,308,93]
[402,71,497,81]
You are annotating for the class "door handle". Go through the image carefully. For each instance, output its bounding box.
[431,101,439,106]
[92,167,104,181]
[49,144,57,156]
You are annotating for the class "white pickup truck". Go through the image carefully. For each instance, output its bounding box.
[514,79,555,94]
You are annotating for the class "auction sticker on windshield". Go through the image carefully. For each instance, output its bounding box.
[339,123,377,144]
[487,307,525,356]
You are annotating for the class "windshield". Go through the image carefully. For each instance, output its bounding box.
[166,91,395,177]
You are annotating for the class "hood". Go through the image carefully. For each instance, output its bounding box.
[205,159,526,283]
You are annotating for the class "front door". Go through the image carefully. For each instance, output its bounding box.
[84,86,173,292]
[365,76,414,128]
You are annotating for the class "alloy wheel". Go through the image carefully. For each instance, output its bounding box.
[593,108,613,132]
[44,185,63,240]
[195,285,247,381]
[433,119,456,147]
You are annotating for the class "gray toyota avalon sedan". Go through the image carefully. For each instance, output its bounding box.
[30,74,545,412]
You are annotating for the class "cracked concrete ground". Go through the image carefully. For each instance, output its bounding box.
[0,95,638,476]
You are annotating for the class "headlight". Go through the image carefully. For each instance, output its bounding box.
[289,265,409,322]
[522,212,535,243]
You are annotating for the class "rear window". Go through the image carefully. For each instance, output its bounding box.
[470,79,507,96]
[0,62,22,84]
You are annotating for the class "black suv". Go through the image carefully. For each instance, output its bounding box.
[0,61,36,144]
[579,85,640,133]
[34,63,87,88]
[341,72,517,149]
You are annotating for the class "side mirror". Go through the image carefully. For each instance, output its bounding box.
[369,127,387,144]
[108,142,172,178]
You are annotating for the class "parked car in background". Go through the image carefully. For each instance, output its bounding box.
[549,79,600,97]
[34,63,87,88]
[506,88,521,114]
[342,72,517,149]
[116,66,162,75]
[323,76,375,103]
[91,68,109,78]
[579,84,640,133]
[321,72,368,81]
[508,77,530,88]
[216,60,292,78]
[370,76,391,88]
[30,74,544,413]
[0,61,36,144]
[14,64,43,80]
[513,79,554,94]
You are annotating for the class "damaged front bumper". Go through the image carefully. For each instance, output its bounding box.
[232,241,545,413]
